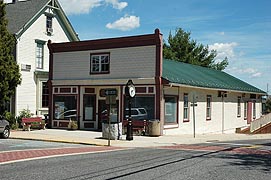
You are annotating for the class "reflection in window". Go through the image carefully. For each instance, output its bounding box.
[54,96,77,120]
[90,54,110,74]
[124,96,154,120]
[165,96,177,124]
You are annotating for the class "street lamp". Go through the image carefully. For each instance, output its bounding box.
[125,80,135,141]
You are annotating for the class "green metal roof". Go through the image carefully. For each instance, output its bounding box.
[162,59,266,94]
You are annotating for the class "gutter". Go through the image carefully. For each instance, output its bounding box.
[169,83,267,95]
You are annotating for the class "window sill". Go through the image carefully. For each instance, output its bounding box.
[90,72,109,75]
[206,118,211,121]
[164,124,179,129]
[183,119,190,123]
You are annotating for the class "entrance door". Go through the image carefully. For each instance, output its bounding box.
[247,102,253,124]
[81,95,96,130]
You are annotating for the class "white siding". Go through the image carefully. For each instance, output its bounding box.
[15,9,71,116]
[53,46,156,80]
[164,86,263,135]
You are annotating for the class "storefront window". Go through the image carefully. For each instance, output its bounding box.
[124,96,155,120]
[165,96,177,124]
[54,96,77,120]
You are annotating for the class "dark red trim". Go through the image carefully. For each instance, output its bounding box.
[47,40,54,128]
[49,30,161,53]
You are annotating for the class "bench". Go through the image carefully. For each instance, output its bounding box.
[122,119,148,135]
[22,117,45,131]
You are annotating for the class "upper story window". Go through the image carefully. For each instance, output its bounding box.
[46,15,53,34]
[206,95,212,120]
[35,40,45,69]
[90,53,110,74]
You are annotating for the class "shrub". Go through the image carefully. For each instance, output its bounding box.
[3,112,18,130]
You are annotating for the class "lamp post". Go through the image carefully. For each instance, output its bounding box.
[125,80,135,141]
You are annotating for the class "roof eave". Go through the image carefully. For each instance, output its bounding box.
[167,82,267,95]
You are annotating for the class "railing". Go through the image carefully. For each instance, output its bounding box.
[250,113,271,133]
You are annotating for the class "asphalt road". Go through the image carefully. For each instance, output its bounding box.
[0,139,89,152]
[1,140,271,180]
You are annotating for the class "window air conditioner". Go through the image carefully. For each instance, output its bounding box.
[47,28,53,34]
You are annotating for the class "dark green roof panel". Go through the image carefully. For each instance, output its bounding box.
[162,59,265,94]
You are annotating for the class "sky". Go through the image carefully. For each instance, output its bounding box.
[58,0,271,93]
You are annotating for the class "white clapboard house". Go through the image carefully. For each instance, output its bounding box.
[5,0,79,117]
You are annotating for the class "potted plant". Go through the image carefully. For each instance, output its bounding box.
[68,119,78,130]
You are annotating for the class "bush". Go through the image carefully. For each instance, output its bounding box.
[16,109,34,128]
[3,112,18,130]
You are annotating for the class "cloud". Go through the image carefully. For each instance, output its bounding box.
[209,42,238,62]
[59,0,102,15]
[105,0,128,10]
[59,0,128,15]
[228,67,262,78]
[106,15,140,31]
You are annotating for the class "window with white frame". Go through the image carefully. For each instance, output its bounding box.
[90,53,110,74]
[165,96,178,124]
[237,96,241,117]
[35,40,45,69]
[183,93,189,122]
[253,101,256,119]
[46,16,53,31]
[206,95,212,120]
[244,102,247,119]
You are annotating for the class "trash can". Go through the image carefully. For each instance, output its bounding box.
[148,119,160,136]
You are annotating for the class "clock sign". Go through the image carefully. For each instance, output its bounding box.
[125,80,136,98]
[128,85,136,97]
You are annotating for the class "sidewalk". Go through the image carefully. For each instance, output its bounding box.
[10,129,271,148]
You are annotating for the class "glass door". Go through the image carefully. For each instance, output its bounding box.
[82,95,96,129]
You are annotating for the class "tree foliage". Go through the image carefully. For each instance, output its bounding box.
[265,97,271,114]
[0,2,21,115]
[163,28,229,70]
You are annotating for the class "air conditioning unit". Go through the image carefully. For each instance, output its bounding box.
[47,28,53,34]
[21,64,31,71]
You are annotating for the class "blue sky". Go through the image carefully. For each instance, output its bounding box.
[59,0,271,93]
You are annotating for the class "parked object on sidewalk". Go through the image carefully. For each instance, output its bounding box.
[0,115,10,138]
[22,117,45,131]
[68,119,78,130]
[148,119,161,136]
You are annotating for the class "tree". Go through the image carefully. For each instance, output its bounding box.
[265,97,271,114]
[0,2,21,115]
[163,28,229,70]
